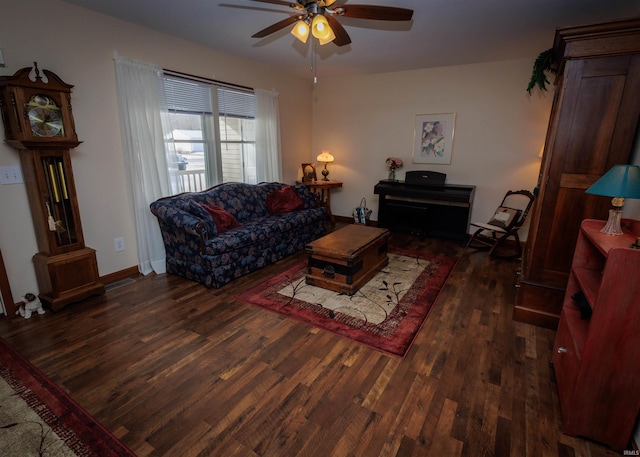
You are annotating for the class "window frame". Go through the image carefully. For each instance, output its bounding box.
[162,73,256,190]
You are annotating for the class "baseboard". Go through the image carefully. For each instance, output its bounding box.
[335,215,378,226]
[100,266,140,285]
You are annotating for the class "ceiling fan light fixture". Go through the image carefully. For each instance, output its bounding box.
[250,0,413,49]
[318,26,336,45]
[290,20,310,43]
[311,14,332,40]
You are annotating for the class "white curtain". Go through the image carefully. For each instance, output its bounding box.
[113,53,182,275]
[255,89,282,182]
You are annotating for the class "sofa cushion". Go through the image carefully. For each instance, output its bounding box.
[201,204,241,233]
[266,185,304,214]
[200,182,271,222]
[203,209,327,259]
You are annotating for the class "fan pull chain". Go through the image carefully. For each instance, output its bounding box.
[311,40,317,84]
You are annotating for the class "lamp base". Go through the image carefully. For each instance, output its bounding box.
[321,167,330,181]
[600,208,623,235]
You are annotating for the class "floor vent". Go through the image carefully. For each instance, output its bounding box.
[105,277,137,291]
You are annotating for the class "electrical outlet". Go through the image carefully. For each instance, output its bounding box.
[0,166,23,184]
[114,237,125,252]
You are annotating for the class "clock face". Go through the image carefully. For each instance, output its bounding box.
[26,95,64,138]
[29,107,63,137]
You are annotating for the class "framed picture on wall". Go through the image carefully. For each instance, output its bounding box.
[301,163,317,182]
[413,113,456,164]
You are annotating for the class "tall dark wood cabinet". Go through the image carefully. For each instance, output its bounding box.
[515,18,640,329]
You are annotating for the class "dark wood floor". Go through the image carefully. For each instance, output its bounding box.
[0,229,626,456]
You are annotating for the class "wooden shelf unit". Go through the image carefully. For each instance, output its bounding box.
[552,218,640,451]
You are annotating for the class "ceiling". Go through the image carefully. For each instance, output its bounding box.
[61,0,640,79]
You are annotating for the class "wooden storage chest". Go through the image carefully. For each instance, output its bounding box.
[305,225,390,295]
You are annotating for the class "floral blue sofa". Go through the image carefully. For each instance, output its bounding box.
[150,182,327,288]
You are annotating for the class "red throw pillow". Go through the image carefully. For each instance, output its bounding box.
[266,185,304,215]
[200,204,241,233]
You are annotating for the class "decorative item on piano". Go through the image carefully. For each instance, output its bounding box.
[385,157,403,181]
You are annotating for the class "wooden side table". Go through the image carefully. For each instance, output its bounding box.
[296,180,343,224]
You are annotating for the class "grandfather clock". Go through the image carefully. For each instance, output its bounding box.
[0,63,104,311]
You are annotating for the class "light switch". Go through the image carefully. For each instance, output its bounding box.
[0,166,24,184]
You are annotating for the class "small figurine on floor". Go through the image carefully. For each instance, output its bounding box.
[16,293,45,319]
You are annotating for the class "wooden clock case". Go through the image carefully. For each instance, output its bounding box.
[0,63,104,311]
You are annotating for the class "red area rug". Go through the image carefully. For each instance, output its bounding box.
[237,247,457,358]
[0,337,135,456]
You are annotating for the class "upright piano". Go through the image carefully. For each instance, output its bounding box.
[374,171,475,241]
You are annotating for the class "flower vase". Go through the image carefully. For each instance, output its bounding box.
[388,169,396,181]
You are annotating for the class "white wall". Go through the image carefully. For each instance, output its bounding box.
[310,59,554,233]
[0,0,313,303]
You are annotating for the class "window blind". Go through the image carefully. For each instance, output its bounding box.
[163,76,212,114]
[163,75,255,118]
[218,89,255,119]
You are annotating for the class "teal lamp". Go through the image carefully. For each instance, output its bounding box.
[586,164,640,235]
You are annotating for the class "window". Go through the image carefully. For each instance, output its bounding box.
[162,75,256,192]
[218,89,256,184]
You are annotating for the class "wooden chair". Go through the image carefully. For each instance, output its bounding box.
[466,190,535,258]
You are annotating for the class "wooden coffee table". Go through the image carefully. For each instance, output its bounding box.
[305,224,390,295]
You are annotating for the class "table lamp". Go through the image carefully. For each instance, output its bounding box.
[316,151,334,181]
[585,164,640,235]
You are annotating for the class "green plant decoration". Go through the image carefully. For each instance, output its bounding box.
[527,48,557,94]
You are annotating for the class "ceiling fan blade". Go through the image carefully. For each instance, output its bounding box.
[252,15,301,38]
[337,5,414,21]
[248,0,299,7]
[325,14,351,46]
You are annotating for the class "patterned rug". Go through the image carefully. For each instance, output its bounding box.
[0,337,135,457]
[237,247,457,358]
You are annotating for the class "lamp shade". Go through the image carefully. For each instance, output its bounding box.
[312,15,334,42]
[585,164,640,198]
[317,26,336,45]
[316,151,334,163]
[290,20,310,43]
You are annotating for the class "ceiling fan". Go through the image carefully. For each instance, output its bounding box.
[249,0,414,46]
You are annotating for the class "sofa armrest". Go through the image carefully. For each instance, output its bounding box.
[150,202,214,247]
